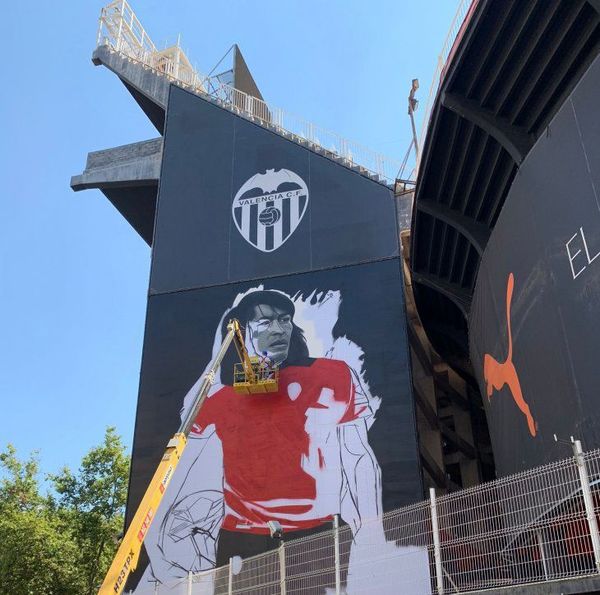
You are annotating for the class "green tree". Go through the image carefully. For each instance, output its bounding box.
[0,447,83,594]
[0,428,130,595]
[51,427,130,595]
[0,444,42,511]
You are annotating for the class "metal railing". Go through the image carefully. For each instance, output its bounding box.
[232,361,279,393]
[95,0,400,185]
[130,442,600,594]
[416,0,476,173]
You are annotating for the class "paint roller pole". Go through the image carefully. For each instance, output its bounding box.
[430,487,444,594]
[573,439,600,573]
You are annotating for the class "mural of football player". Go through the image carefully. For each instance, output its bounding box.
[137,287,429,593]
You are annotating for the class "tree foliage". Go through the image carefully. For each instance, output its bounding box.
[0,428,130,595]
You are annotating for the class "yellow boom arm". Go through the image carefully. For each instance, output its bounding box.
[99,433,186,594]
[98,321,238,595]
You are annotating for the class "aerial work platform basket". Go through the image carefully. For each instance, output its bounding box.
[233,358,279,394]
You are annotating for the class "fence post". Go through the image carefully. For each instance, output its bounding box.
[228,557,234,595]
[573,440,600,572]
[430,487,444,595]
[535,531,549,581]
[279,541,287,595]
[187,570,193,595]
[333,514,341,595]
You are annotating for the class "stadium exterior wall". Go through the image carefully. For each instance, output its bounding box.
[126,86,423,588]
[469,54,600,476]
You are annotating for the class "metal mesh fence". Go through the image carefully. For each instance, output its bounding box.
[134,446,600,594]
[434,455,590,592]
[231,550,281,594]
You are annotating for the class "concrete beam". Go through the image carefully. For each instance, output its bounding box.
[414,383,439,431]
[70,138,162,191]
[440,421,477,460]
[418,198,490,257]
[442,91,535,164]
[407,323,433,375]
[434,370,470,411]
[93,45,169,132]
[420,446,449,489]
[412,271,471,318]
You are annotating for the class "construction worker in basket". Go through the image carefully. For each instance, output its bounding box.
[257,350,274,380]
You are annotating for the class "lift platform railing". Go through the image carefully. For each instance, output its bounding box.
[233,361,279,394]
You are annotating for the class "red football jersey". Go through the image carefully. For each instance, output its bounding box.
[191,358,361,534]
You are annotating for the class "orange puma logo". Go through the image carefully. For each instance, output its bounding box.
[483,273,537,437]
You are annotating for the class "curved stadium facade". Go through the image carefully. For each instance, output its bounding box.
[411,0,600,476]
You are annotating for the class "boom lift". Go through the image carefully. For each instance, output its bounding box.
[99,319,278,595]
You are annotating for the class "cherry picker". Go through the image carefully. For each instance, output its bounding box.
[99,319,278,595]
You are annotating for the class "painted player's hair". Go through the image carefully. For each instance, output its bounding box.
[219,290,309,385]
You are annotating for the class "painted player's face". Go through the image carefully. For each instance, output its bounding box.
[247,304,293,364]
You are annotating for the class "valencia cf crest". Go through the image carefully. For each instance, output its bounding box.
[232,169,309,252]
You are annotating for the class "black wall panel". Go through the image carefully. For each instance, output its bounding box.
[126,85,421,588]
[130,260,420,518]
[469,55,600,476]
[149,86,399,294]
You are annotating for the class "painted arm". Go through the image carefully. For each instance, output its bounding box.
[339,418,385,543]
[144,429,224,583]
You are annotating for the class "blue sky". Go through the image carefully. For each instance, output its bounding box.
[0,1,459,478]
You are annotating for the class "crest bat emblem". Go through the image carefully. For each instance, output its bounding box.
[232,168,309,252]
